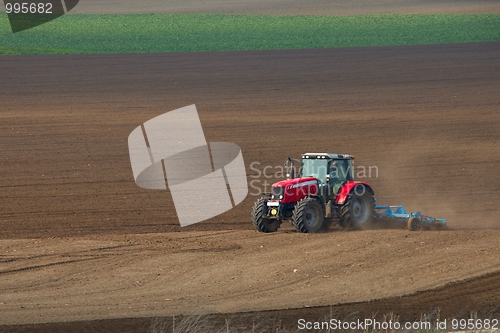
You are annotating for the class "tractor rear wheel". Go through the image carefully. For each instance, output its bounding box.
[292,198,325,233]
[340,186,375,230]
[252,197,281,232]
[407,217,420,231]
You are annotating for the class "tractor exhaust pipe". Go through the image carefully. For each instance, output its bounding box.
[286,157,295,179]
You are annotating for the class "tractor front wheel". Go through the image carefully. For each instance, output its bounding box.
[292,198,325,233]
[252,197,281,232]
[340,186,375,230]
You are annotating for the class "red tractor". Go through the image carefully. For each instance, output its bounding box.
[252,153,375,233]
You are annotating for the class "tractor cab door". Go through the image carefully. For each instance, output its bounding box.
[327,159,353,198]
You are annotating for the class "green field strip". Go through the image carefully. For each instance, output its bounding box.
[1,13,499,55]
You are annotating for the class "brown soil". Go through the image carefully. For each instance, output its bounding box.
[0,42,499,331]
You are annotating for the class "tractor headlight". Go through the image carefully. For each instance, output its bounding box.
[271,186,284,200]
[270,208,278,216]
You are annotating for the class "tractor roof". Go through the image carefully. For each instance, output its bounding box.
[302,153,354,160]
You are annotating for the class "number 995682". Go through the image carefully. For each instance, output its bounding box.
[451,318,499,330]
[5,2,53,14]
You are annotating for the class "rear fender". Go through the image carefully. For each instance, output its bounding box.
[335,181,374,205]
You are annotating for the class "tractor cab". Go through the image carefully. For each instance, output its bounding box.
[296,153,354,200]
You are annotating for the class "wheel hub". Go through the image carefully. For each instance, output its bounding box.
[305,209,317,226]
[353,197,369,223]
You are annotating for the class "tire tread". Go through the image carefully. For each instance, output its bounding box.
[252,197,281,232]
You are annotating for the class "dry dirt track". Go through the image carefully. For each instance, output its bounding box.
[70,0,500,15]
[0,42,500,331]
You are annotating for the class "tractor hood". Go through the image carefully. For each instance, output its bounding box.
[272,177,318,188]
[271,177,318,203]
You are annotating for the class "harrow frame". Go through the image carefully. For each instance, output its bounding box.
[374,205,446,230]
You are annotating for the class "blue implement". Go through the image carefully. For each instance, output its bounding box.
[374,205,446,229]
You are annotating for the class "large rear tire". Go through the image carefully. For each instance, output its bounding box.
[340,186,375,230]
[292,198,325,233]
[252,197,281,232]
